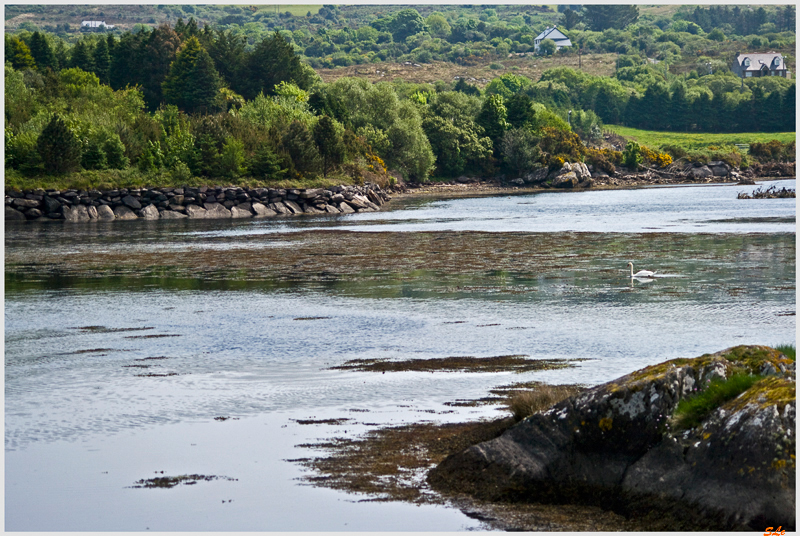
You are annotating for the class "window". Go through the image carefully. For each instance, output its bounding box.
[746,72,752,77]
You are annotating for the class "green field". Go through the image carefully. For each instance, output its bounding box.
[254,5,322,16]
[606,125,796,150]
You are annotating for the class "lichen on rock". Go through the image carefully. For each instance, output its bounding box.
[428,345,796,531]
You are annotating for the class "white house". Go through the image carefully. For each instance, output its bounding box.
[534,26,572,52]
[81,20,115,32]
[731,52,791,79]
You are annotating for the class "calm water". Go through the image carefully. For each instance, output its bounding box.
[5,180,796,531]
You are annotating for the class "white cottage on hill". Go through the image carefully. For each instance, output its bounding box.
[534,26,572,52]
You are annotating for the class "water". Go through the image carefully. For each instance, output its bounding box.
[5,180,796,531]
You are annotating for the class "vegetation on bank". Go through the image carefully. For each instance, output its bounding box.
[4,5,796,191]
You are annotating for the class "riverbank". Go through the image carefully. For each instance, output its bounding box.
[299,346,796,531]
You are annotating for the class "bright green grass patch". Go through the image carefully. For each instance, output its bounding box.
[254,5,322,16]
[672,373,762,430]
[606,125,796,151]
[774,344,796,361]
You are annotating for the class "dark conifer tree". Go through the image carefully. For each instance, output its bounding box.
[69,39,94,72]
[243,31,313,100]
[29,32,57,72]
[37,114,82,174]
[162,36,224,114]
[92,38,111,84]
[313,115,344,178]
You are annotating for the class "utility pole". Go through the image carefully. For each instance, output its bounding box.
[578,46,582,70]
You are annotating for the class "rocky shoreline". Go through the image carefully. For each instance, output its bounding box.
[5,159,794,223]
[428,346,796,531]
[4,183,390,222]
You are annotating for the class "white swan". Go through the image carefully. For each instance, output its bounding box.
[627,262,656,278]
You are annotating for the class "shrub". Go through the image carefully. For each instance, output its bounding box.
[750,140,795,162]
[640,145,672,168]
[622,140,643,170]
[37,114,82,174]
[585,147,620,174]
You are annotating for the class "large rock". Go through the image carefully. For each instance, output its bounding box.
[429,346,795,531]
[140,204,160,220]
[252,202,277,217]
[522,168,549,184]
[709,161,731,177]
[269,201,292,215]
[63,205,91,223]
[203,202,232,219]
[230,205,253,218]
[5,206,26,221]
[160,210,187,219]
[42,196,62,214]
[552,171,578,188]
[113,205,138,221]
[185,204,208,219]
[689,165,714,180]
[283,200,303,214]
[95,204,115,221]
[121,195,142,210]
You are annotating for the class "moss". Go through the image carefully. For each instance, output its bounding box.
[721,376,796,414]
[672,373,762,430]
[598,417,613,431]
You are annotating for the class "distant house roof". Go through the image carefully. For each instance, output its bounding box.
[534,26,571,45]
[733,52,785,72]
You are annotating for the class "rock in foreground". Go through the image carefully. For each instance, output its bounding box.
[429,346,795,531]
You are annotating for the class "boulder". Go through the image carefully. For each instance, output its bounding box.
[523,168,549,184]
[251,202,277,218]
[140,204,160,220]
[121,195,142,210]
[160,210,187,219]
[185,204,208,219]
[299,188,323,199]
[95,205,115,221]
[203,202,232,219]
[510,178,525,185]
[283,200,303,214]
[269,202,292,215]
[5,206,26,221]
[12,198,40,209]
[689,165,714,180]
[324,204,341,214]
[367,189,384,206]
[63,205,91,223]
[338,202,356,214]
[552,171,579,188]
[113,205,138,221]
[86,205,98,219]
[429,346,795,531]
[230,205,253,218]
[42,196,62,214]
[24,208,43,220]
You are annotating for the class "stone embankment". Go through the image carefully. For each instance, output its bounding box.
[429,345,796,531]
[5,184,390,222]
[506,160,795,189]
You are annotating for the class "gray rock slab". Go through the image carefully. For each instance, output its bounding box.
[160,210,187,219]
[141,204,160,220]
[113,205,138,220]
[230,205,253,218]
[96,204,115,221]
[63,204,91,222]
[338,202,355,214]
[86,205,98,219]
[185,204,208,219]
[283,200,303,214]
[251,202,277,217]
[6,206,26,221]
[122,195,142,210]
[203,202,232,219]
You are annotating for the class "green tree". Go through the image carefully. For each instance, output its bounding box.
[583,5,639,31]
[207,29,246,90]
[389,8,426,42]
[538,38,557,56]
[243,31,314,100]
[505,93,536,129]
[560,8,582,31]
[69,39,94,72]
[248,144,286,181]
[162,36,224,114]
[501,128,542,177]
[622,140,643,170]
[92,38,111,84]
[29,32,57,72]
[282,120,321,177]
[141,24,182,109]
[313,115,345,178]
[426,13,451,39]
[6,36,36,70]
[219,137,246,178]
[476,94,509,151]
[37,114,82,174]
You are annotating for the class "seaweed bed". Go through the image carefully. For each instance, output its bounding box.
[130,474,237,489]
[329,355,581,373]
[292,380,651,531]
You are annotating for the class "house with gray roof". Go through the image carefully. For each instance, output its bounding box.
[534,26,572,52]
[731,52,790,79]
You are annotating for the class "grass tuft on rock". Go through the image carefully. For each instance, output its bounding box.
[507,384,585,421]
[672,373,762,430]
[774,343,796,361]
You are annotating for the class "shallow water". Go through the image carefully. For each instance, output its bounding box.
[5,180,796,531]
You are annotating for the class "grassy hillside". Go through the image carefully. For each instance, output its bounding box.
[606,125,796,150]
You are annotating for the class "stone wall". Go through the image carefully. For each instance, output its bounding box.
[5,184,390,222]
